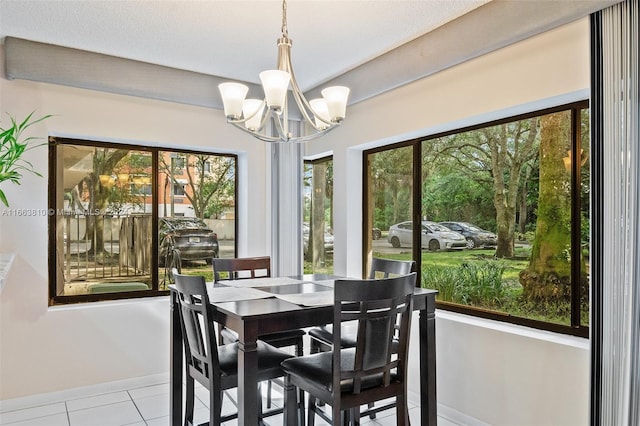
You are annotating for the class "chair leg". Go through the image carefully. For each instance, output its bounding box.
[396,394,408,426]
[298,391,306,426]
[184,376,195,426]
[333,405,343,426]
[352,406,361,425]
[367,402,376,419]
[210,389,223,426]
[307,396,317,426]
[266,380,273,408]
[283,375,298,426]
[295,339,306,426]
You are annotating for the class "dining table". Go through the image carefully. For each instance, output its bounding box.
[169,274,438,425]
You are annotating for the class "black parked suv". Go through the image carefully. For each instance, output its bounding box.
[439,221,497,249]
[159,217,219,264]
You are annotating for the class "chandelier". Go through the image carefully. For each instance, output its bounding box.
[218,0,350,143]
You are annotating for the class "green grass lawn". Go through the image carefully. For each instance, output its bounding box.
[372,247,584,326]
[373,247,529,282]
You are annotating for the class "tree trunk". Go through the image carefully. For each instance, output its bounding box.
[311,162,327,268]
[85,148,129,257]
[519,112,572,301]
[490,125,517,259]
[518,164,533,234]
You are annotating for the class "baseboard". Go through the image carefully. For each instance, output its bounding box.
[438,402,490,426]
[0,373,169,413]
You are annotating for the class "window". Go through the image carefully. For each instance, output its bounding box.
[364,101,589,336]
[173,183,185,196]
[48,138,237,304]
[303,157,334,274]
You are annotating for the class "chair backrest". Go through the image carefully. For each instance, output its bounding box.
[173,269,219,381]
[332,273,416,395]
[368,257,415,279]
[212,256,271,282]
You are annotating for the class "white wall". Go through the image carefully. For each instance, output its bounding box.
[0,44,271,399]
[309,18,592,425]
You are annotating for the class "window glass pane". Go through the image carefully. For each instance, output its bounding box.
[158,152,236,290]
[365,146,413,273]
[53,145,153,296]
[421,110,579,326]
[51,141,238,303]
[303,158,334,274]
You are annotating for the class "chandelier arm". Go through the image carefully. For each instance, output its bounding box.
[272,112,291,142]
[288,124,340,143]
[229,118,338,144]
[286,64,334,130]
[228,121,283,143]
[225,99,272,133]
[290,86,335,130]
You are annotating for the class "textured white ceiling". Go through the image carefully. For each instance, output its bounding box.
[0,0,489,91]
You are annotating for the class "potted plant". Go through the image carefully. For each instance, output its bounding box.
[0,112,51,206]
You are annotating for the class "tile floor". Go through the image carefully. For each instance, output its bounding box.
[0,380,458,426]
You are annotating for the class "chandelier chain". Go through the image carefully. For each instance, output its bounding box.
[281,0,288,37]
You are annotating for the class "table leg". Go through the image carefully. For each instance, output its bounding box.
[420,299,437,426]
[169,290,183,426]
[238,325,260,425]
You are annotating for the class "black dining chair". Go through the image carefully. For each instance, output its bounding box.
[307,257,415,420]
[211,256,307,411]
[172,269,297,426]
[281,273,416,426]
[309,258,415,351]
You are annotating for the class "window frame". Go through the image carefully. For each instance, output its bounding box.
[48,137,238,305]
[362,100,589,337]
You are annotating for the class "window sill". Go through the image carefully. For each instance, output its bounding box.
[435,309,589,350]
[48,295,169,311]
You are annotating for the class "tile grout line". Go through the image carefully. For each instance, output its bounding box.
[125,390,147,425]
[64,401,71,426]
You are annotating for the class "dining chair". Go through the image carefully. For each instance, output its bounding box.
[211,256,307,412]
[172,269,297,426]
[307,257,415,420]
[281,273,416,426]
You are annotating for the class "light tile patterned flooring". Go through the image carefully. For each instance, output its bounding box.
[0,379,458,426]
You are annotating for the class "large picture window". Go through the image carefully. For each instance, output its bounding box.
[48,138,237,305]
[364,101,589,336]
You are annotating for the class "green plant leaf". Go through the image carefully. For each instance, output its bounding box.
[0,111,51,205]
[0,189,8,207]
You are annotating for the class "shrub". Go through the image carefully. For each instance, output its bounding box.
[422,260,508,308]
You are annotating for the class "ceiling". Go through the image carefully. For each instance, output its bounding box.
[0,0,620,109]
[0,0,490,91]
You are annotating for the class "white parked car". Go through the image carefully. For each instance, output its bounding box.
[387,220,467,251]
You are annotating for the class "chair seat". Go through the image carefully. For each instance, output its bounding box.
[216,340,293,378]
[308,324,358,348]
[221,327,306,347]
[281,348,399,393]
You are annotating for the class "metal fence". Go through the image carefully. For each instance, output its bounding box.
[62,214,151,284]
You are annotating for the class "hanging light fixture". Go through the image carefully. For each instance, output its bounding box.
[218,0,350,143]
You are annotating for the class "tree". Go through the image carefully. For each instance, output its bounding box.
[519,111,586,301]
[85,148,130,257]
[160,154,234,219]
[310,161,327,267]
[431,118,540,258]
[370,147,413,229]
